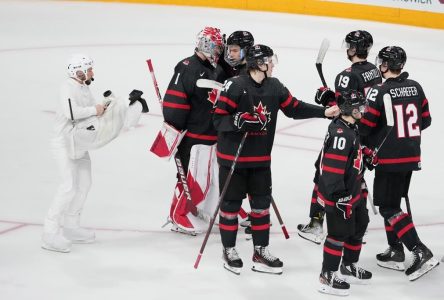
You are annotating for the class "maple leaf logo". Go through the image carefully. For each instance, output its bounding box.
[254,101,271,129]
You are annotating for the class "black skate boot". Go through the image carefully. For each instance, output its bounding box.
[297,213,324,244]
[222,247,243,275]
[405,244,439,281]
[319,269,350,296]
[252,245,283,275]
[340,262,372,284]
[376,245,405,271]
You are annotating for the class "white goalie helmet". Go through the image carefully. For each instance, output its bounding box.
[67,54,94,79]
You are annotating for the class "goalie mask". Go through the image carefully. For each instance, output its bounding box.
[343,30,373,59]
[224,30,254,67]
[376,46,407,72]
[195,27,224,68]
[337,90,367,119]
[67,54,94,84]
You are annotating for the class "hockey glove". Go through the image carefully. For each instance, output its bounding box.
[315,87,336,107]
[233,112,266,132]
[362,146,378,170]
[335,194,352,219]
[129,89,149,113]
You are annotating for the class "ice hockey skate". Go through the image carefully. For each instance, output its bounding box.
[63,227,95,243]
[163,217,197,236]
[376,245,405,271]
[222,247,243,275]
[339,262,372,284]
[297,218,325,244]
[319,270,350,296]
[251,246,283,275]
[405,244,440,281]
[41,232,72,253]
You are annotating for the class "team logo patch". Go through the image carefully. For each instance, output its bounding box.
[254,101,271,130]
[337,128,343,134]
[182,60,189,65]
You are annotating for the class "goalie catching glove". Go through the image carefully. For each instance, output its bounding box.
[315,87,336,107]
[233,111,268,132]
[129,89,149,113]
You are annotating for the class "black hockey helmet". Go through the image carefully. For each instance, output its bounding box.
[376,46,407,71]
[246,44,276,70]
[337,90,367,116]
[344,30,373,57]
[224,31,255,67]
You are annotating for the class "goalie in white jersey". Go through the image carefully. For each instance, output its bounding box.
[42,54,148,253]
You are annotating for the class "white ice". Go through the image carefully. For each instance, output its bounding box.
[0,1,443,299]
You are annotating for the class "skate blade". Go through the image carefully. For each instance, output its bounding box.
[170,226,197,236]
[252,263,283,275]
[69,238,95,244]
[340,273,371,285]
[318,284,349,296]
[377,260,405,271]
[297,231,324,245]
[41,244,71,253]
[223,263,241,275]
[408,258,439,281]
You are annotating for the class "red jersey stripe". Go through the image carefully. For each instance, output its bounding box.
[367,106,381,117]
[322,165,345,174]
[324,153,348,162]
[217,151,271,162]
[360,118,377,127]
[214,108,229,115]
[219,96,238,108]
[378,156,420,165]
[280,93,293,108]
[422,111,430,117]
[166,89,187,99]
[185,132,217,141]
[163,102,190,110]
[422,98,429,108]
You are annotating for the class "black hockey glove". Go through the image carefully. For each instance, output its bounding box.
[233,112,266,132]
[335,193,352,219]
[315,87,336,107]
[362,146,378,171]
[129,89,149,113]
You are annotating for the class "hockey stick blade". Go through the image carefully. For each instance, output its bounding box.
[196,79,223,90]
[316,38,330,64]
[383,93,394,127]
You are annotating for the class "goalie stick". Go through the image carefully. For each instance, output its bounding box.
[315,38,330,88]
[146,58,212,223]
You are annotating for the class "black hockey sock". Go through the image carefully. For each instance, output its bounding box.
[342,239,363,264]
[388,212,420,251]
[250,208,270,246]
[219,209,239,248]
[309,184,325,221]
[384,219,401,247]
[322,236,344,271]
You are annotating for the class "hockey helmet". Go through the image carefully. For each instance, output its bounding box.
[224,31,254,67]
[246,44,277,70]
[376,46,407,71]
[337,90,367,116]
[343,30,373,57]
[195,26,224,68]
[67,54,94,79]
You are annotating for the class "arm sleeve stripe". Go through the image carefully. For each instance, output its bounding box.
[280,93,293,108]
[163,102,191,110]
[360,118,377,127]
[219,96,238,108]
[367,106,381,117]
[422,98,429,108]
[214,108,229,115]
[324,153,348,162]
[166,89,187,99]
[321,165,345,174]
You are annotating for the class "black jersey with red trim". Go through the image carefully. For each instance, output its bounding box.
[335,61,382,96]
[162,53,224,145]
[213,74,326,168]
[218,57,248,81]
[317,117,363,210]
[359,72,432,172]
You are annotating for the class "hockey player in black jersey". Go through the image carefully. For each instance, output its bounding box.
[219,30,254,79]
[317,90,372,296]
[359,46,439,281]
[298,30,382,244]
[162,27,225,234]
[213,44,339,275]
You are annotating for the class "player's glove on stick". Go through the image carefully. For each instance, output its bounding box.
[315,87,336,107]
[362,146,378,170]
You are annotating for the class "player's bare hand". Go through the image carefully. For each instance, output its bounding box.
[95,104,105,116]
[325,105,340,118]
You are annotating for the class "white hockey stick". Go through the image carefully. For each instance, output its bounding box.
[315,38,330,87]
[196,79,223,90]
